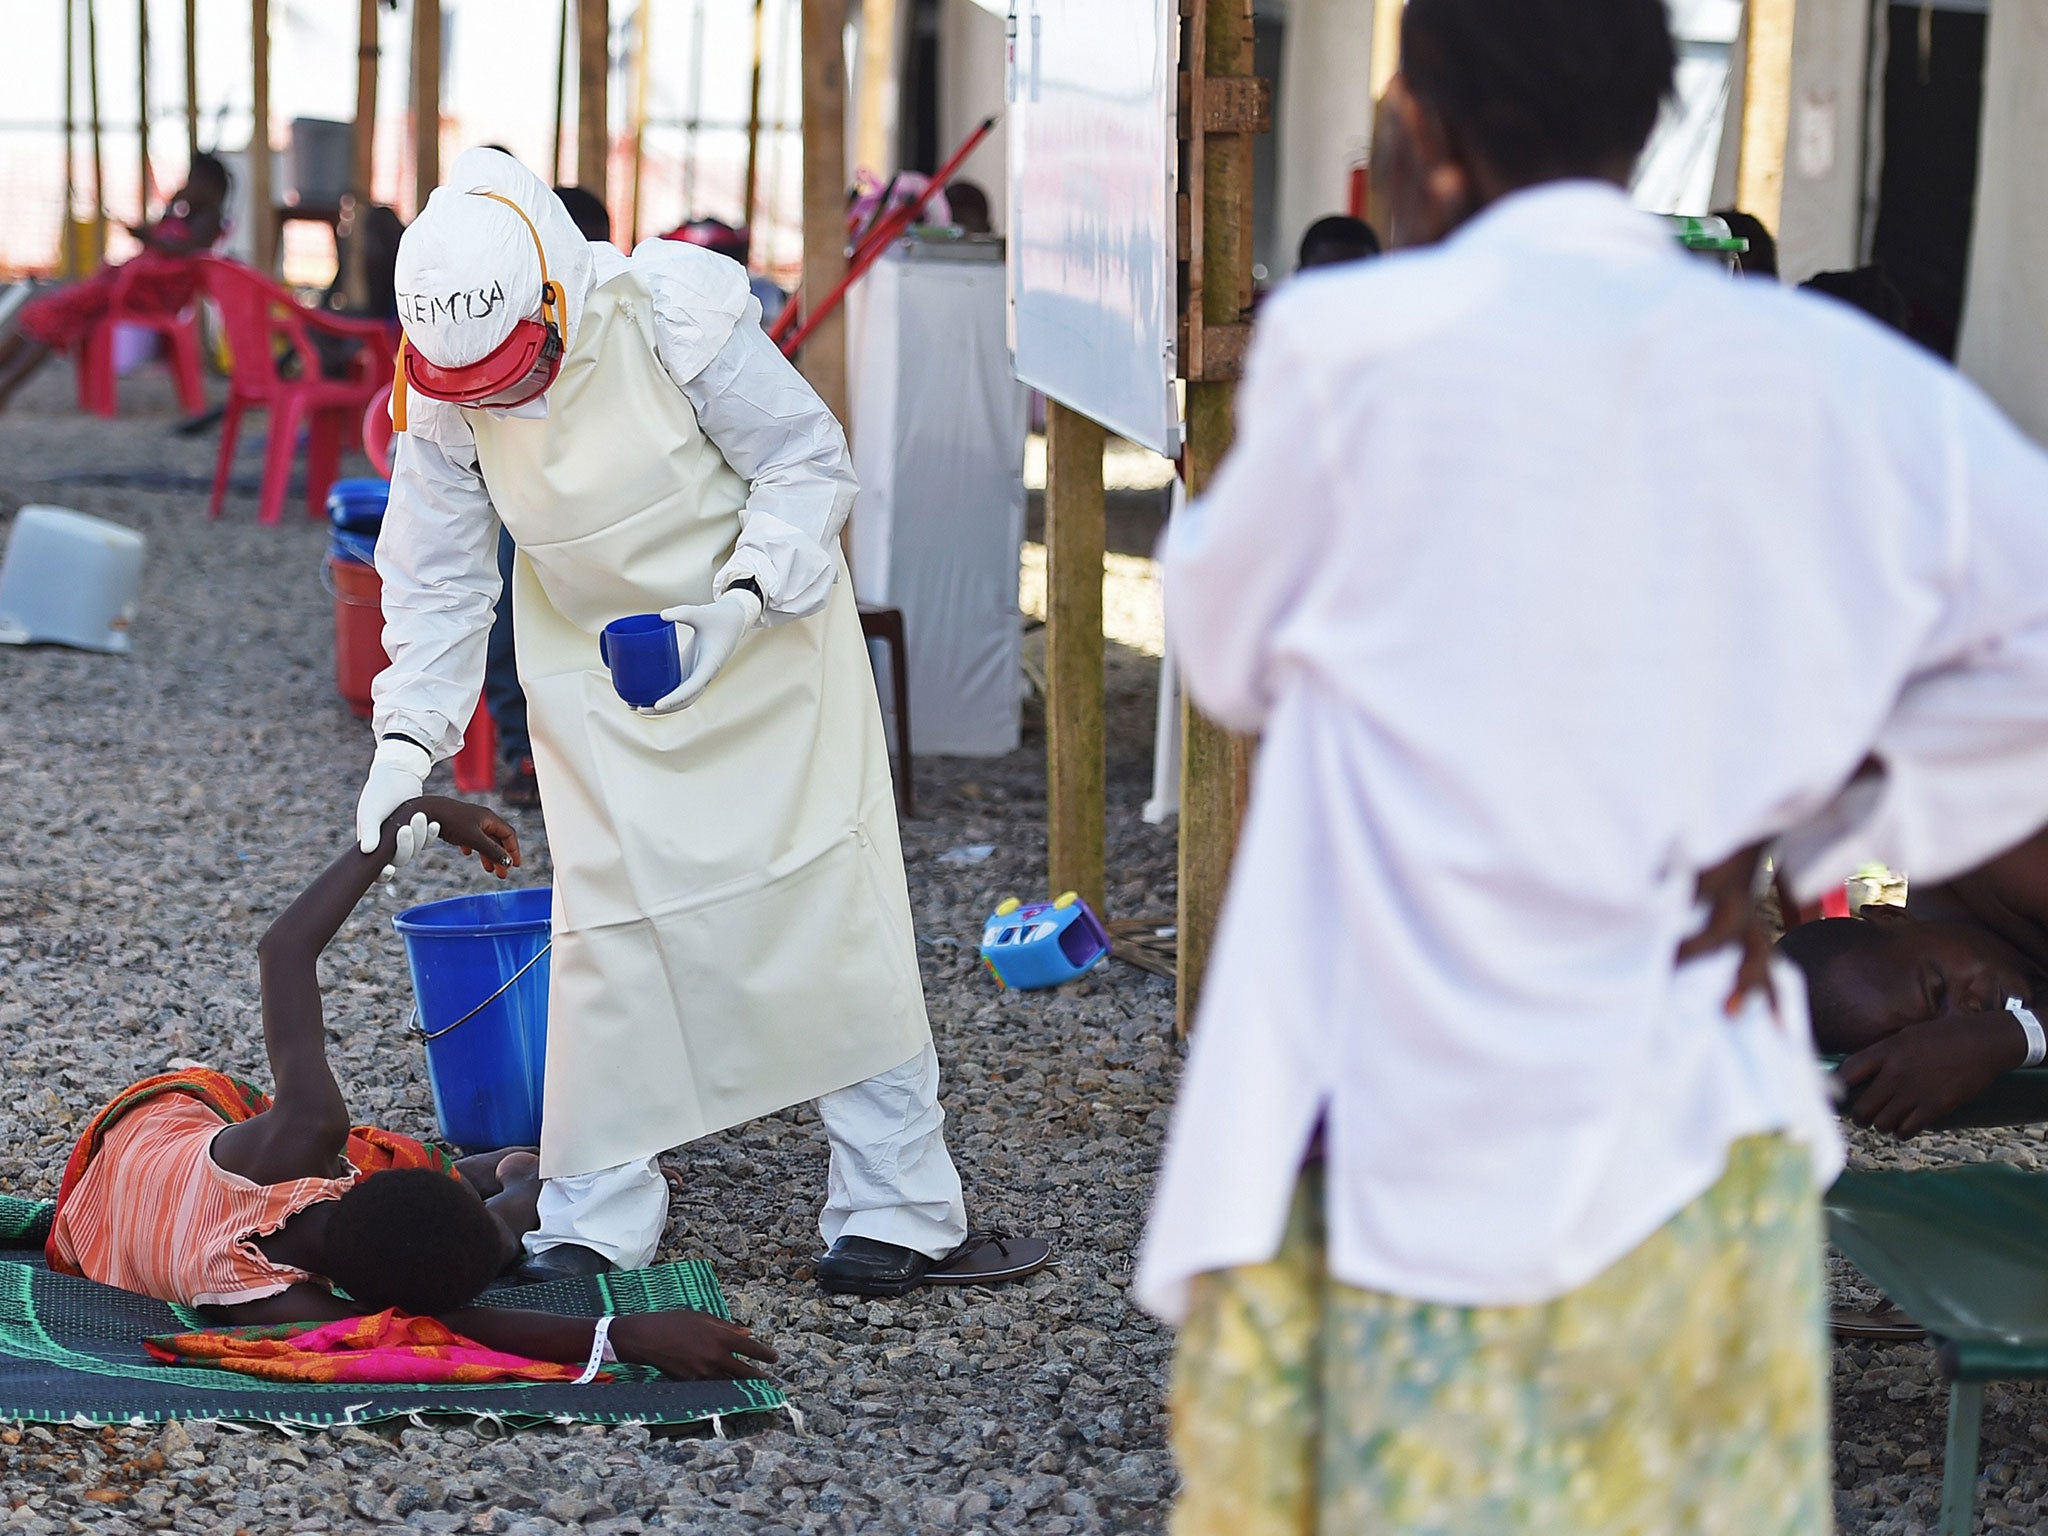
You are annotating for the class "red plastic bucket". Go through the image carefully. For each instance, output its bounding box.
[328,554,384,718]
[325,554,499,789]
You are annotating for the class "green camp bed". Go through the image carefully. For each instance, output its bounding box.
[1827,1166,2048,1534]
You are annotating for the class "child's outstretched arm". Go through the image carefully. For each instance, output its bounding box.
[211,797,519,1187]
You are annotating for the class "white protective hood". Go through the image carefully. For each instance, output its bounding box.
[395,148,597,368]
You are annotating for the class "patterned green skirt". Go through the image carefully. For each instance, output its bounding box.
[1169,1135,1830,1536]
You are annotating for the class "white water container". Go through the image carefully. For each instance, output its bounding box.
[0,506,146,654]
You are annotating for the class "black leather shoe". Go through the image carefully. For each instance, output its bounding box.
[511,1242,615,1285]
[816,1236,935,1297]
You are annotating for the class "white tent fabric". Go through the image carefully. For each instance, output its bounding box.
[848,239,1029,757]
[1956,0,2048,446]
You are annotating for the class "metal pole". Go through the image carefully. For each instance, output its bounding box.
[183,0,198,160]
[413,0,441,211]
[553,0,571,183]
[138,0,153,219]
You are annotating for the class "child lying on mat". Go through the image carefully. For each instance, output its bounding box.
[1779,824,2048,1137]
[47,797,775,1383]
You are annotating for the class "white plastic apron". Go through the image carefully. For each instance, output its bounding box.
[468,272,931,1179]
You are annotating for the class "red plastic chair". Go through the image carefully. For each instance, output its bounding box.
[75,257,208,419]
[198,257,395,525]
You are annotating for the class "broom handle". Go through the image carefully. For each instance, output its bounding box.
[773,114,999,356]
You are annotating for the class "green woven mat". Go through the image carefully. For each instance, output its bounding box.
[0,1197,53,1249]
[0,1247,786,1429]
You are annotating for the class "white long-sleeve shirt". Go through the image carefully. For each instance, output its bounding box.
[1135,182,2048,1322]
[372,240,858,760]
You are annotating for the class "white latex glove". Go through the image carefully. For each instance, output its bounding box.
[355,738,433,877]
[641,587,765,716]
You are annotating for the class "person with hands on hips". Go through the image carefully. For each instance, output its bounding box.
[362,148,1045,1296]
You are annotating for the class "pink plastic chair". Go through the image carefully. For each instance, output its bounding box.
[75,257,208,419]
[198,256,395,525]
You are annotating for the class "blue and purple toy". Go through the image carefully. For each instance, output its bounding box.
[979,892,1111,990]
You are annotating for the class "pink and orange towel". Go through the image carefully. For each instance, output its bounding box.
[145,1309,607,1385]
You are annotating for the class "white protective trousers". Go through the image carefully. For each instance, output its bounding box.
[525,1045,968,1269]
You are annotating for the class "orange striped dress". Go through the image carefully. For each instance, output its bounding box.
[47,1096,358,1307]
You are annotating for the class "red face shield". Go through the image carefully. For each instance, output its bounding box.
[395,191,566,419]
[402,311,563,409]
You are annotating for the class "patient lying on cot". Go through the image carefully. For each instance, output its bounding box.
[46,798,775,1382]
[1778,826,2048,1138]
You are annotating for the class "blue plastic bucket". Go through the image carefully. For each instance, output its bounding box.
[393,886,552,1152]
[327,476,389,536]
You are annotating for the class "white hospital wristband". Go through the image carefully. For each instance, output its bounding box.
[575,1315,616,1385]
[2007,999,2046,1069]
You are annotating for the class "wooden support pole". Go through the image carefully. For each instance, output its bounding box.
[577,0,610,202]
[86,0,106,257]
[184,0,199,160]
[1177,0,1259,1037]
[249,0,273,270]
[345,0,379,310]
[1045,400,1107,915]
[742,0,767,237]
[138,0,152,217]
[853,0,899,178]
[412,0,441,211]
[798,0,849,428]
[553,0,571,183]
[63,0,77,276]
[1736,0,1799,232]
[1369,0,1402,102]
[628,0,651,246]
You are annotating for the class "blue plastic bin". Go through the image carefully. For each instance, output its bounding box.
[393,886,552,1152]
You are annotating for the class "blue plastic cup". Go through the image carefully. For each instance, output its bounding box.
[599,614,682,706]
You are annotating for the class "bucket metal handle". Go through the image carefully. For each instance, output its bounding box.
[409,940,552,1042]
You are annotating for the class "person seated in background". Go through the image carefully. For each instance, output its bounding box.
[324,202,407,324]
[1802,263,1914,338]
[553,185,613,245]
[0,152,232,408]
[945,181,994,236]
[1778,827,2048,1136]
[1297,213,1383,271]
[46,796,774,1382]
[663,216,788,319]
[1712,207,1778,278]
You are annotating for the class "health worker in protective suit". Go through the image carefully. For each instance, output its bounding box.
[357,149,1046,1296]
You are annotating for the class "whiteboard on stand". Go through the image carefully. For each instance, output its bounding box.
[1006,0,1181,456]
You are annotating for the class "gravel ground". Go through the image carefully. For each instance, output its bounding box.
[3,363,2047,1533]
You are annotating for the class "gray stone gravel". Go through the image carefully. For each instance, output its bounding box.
[0,363,1180,1533]
[5,364,2048,1532]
